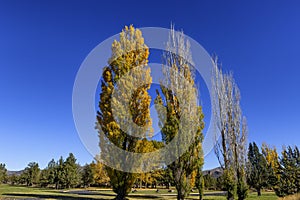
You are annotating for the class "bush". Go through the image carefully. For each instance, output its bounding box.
[237,178,248,200]
[222,169,237,200]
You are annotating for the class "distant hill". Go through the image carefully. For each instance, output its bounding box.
[203,167,223,179]
[7,170,23,176]
[8,167,223,179]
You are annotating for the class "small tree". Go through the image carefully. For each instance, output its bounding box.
[274,146,300,197]
[203,173,217,190]
[8,174,19,185]
[0,163,7,184]
[47,159,57,186]
[81,163,95,188]
[39,159,57,188]
[195,169,204,200]
[39,169,49,187]
[261,143,280,188]
[222,168,237,200]
[92,160,110,186]
[23,162,40,186]
[54,156,65,189]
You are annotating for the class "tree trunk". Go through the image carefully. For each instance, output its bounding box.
[257,188,261,196]
[115,189,127,200]
[176,185,185,200]
[177,192,185,200]
[227,191,235,200]
[199,194,203,200]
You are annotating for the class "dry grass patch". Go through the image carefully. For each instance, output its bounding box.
[279,193,300,200]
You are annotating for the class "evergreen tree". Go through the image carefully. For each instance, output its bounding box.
[261,143,280,188]
[39,169,49,187]
[274,146,300,197]
[39,159,57,188]
[54,156,65,189]
[81,163,95,188]
[247,142,268,196]
[47,159,57,186]
[96,25,152,200]
[63,153,80,188]
[23,162,40,186]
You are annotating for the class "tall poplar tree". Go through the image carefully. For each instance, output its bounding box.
[155,26,204,200]
[96,25,152,200]
[212,59,248,200]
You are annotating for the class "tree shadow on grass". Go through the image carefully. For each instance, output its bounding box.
[3,192,161,200]
[2,193,105,200]
[127,194,160,199]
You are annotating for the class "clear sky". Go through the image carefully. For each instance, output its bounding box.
[0,0,299,171]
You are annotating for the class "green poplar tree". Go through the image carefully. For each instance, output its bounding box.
[155,26,204,200]
[195,169,205,200]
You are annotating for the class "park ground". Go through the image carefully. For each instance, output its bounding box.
[0,184,278,200]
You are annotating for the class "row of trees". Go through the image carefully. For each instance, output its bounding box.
[4,153,110,189]
[2,154,173,190]
[247,142,300,197]
[2,143,299,197]
[201,143,300,199]
[3,25,297,200]
[96,25,206,200]
[94,24,259,200]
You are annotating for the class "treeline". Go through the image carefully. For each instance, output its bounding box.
[200,143,300,198]
[247,143,300,197]
[1,143,299,198]
[0,153,110,189]
[0,153,174,190]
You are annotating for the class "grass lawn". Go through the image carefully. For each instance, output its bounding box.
[0,184,278,200]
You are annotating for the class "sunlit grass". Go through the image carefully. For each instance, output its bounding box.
[0,184,279,200]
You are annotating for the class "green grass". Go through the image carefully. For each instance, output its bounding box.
[0,184,278,200]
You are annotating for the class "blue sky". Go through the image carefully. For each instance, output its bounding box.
[0,0,299,171]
